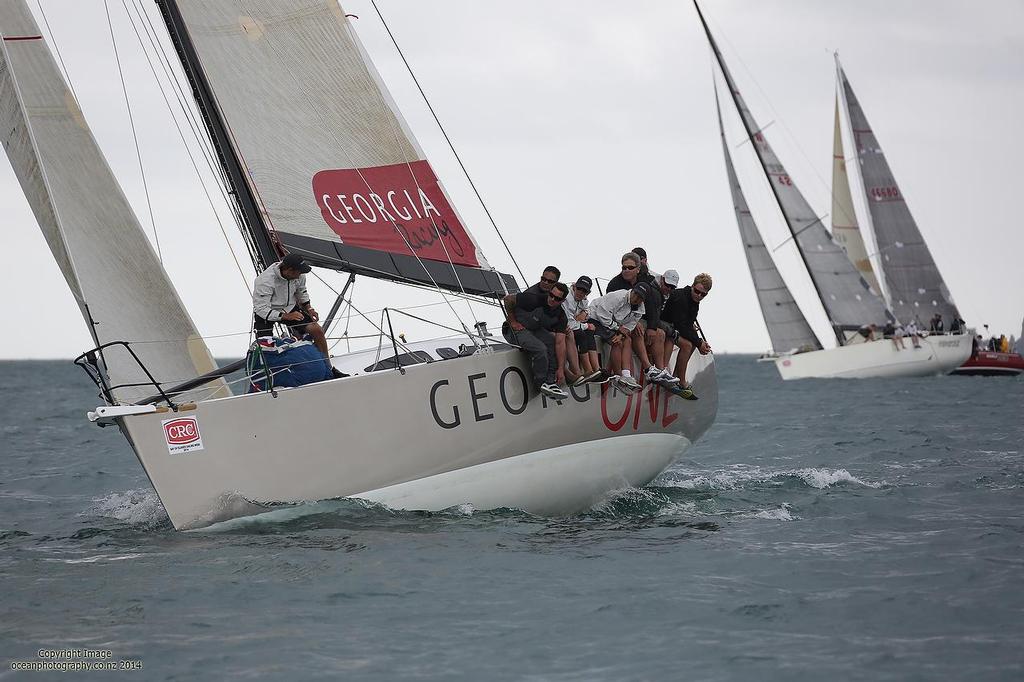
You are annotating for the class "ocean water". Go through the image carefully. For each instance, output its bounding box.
[1,356,1021,681]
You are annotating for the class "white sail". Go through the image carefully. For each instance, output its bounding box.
[695,8,893,344]
[0,1,221,404]
[715,86,821,353]
[837,62,960,325]
[830,95,881,295]
[162,1,515,295]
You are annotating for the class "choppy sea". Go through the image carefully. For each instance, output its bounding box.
[1,356,1021,681]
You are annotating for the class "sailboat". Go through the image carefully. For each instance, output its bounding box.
[697,4,971,379]
[1,0,717,530]
[834,58,1021,378]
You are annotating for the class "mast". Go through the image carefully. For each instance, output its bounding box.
[693,2,841,345]
[155,0,279,272]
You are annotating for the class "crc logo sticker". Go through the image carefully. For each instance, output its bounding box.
[162,417,204,454]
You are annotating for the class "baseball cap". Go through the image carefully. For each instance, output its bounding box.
[631,246,647,260]
[631,281,652,298]
[574,275,593,293]
[280,252,311,273]
[661,269,680,287]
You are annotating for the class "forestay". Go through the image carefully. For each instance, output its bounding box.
[715,87,821,353]
[838,64,960,325]
[163,1,516,296]
[830,95,881,295]
[0,0,223,404]
[696,7,892,344]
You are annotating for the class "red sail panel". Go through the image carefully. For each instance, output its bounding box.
[313,160,480,268]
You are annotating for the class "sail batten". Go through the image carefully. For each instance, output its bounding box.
[1,0,223,404]
[695,5,892,344]
[161,1,516,296]
[838,64,959,325]
[715,84,822,353]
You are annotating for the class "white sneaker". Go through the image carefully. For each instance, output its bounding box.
[644,366,662,382]
[617,373,641,390]
[657,368,680,384]
[540,383,569,400]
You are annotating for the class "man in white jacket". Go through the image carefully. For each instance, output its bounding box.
[586,283,649,390]
[253,253,343,378]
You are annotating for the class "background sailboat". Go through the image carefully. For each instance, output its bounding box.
[697,2,970,379]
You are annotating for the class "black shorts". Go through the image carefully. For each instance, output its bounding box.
[588,319,617,343]
[254,307,314,337]
[658,320,679,341]
[573,327,597,352]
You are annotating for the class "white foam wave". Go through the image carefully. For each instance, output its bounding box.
[796,468,880,489]
[751,506,794,521]
[663,466,882,490]
[87,489,167,526]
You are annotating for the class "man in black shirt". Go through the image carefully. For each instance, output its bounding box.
[662,273,713,394]
[503,274,570,400]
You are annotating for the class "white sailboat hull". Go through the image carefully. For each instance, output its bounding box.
[773,334,972,380]
[116,346,717,529]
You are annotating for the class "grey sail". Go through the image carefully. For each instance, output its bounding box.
[831,95,881,295]
[715,86,822,353]
[158,1,516,296]
[838,63,960,325]
[0,1,223,404]
[695,5,892,344]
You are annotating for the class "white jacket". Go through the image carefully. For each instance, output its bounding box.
[588,290,644,331]
[252,263,310,322]
[562,294,590,331]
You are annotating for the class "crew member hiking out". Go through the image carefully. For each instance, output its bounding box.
[662,273,713,397]
[503,277,571,401]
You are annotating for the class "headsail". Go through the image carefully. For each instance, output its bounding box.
[0,0,223,404]
[837,61,960,325]
[715,85,821,353]
[830,95,881,295]
[695,4,892,344]
[158,1,517,296]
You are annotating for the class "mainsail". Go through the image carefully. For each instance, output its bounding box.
[837,62,960,325]
[830,95,881,295]
[715,85,821,353]
[158,1,517,296]
[0,1,223,404]
[696,5,892,344]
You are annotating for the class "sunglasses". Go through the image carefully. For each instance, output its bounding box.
[621,264,637,271]
[540,276,558,285]
[548,293,566,302]
[693,287,709,297]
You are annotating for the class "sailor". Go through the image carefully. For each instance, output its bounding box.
[930,313,944,334]
[607,252,664,383]
[586,282,649,390]
[662,273,713,396]
[905,319,922,348]
[252,253,345,378]
[562,276,599,387]
[857,324,877,342]
[503,279,570,400]
[631,245,660,282]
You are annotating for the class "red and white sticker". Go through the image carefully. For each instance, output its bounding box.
[162,417,204,455]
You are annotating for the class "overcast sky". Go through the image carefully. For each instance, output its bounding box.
[2,0,1022,358]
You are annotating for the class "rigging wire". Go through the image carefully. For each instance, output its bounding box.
[341,10,487,332]
[370,0,527,289]
[103,0,162,263]
[120,0,251,293]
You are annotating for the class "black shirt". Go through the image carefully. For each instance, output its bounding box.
[663,286,701,346]
[607,273,660,327]
[513,285,567,332]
